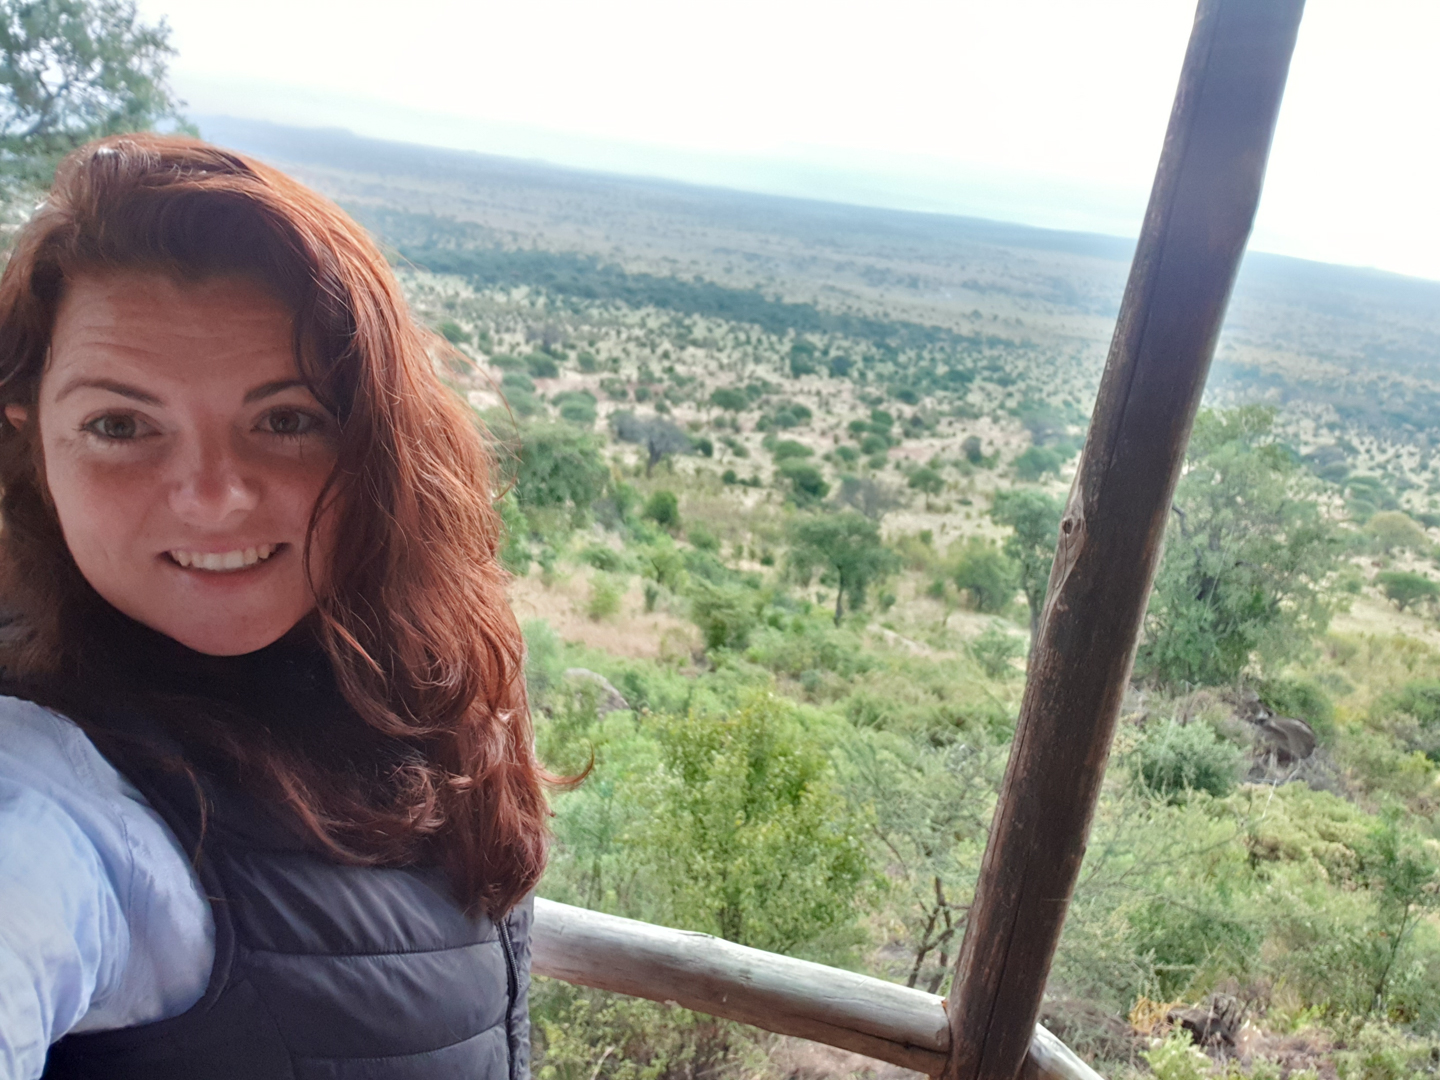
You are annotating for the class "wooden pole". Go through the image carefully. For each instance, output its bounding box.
[530,898,1104,1080]
[942,3,1306,1080]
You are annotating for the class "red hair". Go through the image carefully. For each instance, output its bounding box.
[0,134,546,915]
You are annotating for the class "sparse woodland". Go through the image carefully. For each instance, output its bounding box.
[316,163,1440,1080]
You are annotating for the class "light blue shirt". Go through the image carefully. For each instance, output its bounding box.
[0,696,214,1080]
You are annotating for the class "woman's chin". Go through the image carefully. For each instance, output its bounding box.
[123,605,313,657]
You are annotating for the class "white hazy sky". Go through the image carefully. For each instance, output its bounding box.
[138,0,1439,281]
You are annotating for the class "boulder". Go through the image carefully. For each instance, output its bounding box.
[563,668,630,715]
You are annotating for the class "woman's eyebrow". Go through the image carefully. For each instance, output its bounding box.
[55,377,162,405]
[243,379,309,403]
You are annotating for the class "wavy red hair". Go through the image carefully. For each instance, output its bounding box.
[0,133,546,916]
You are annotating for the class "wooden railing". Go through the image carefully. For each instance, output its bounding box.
[531,899,1103,1080]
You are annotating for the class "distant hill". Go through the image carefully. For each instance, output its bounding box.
[197,115,1440,447]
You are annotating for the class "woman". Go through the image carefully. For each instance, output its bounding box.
[0,134,547,1079]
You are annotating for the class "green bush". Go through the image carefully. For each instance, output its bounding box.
[687,524,720,553]
[688,579,761,651]
[502,371,536,394]
[531,980,742,1080]
[516,424,609,523]
[1258,675,1336,741]
[907,467,945,495]
[709,387,748,412]
[771,439,812,461]
[643,490,681,530]
[1142,1030,1211,1080]
[1013,445,1065,480]
[587,574,624,621]
[951,538,1017,613]
[968,625,1024,679]
[581,545,629,573]
[776,460,829,506]
[1383,680,1440,729]
[552,390,598,427]
[526,353,561,378]
[639,693,872,953]
[1132,720,1243,801]
[1377,570,1439,612]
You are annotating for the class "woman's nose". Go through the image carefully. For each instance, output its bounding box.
[167,438,260,525]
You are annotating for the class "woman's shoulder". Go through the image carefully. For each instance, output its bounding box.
[0,691,215,1033]
[0,692,123,791]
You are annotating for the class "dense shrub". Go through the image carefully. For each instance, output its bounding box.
[1258,675,1336,741]
[1132,720,1243,801]
[688,579,761,651]
[643,490,681,529]
[776,460,830,506]
[640,694,872,953]
[951,538,1017,613]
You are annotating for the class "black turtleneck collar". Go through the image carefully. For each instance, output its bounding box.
[76,599,347,733]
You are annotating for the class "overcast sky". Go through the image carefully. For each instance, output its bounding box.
[138,0,1439,281]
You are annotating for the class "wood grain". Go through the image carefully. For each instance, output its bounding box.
[531,899,1101,1080]
[942,3,1307,1080]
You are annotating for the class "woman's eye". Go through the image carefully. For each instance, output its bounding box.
[260,408,321,437]
[84,414,141,440]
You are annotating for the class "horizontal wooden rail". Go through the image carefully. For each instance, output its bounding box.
[531,898,1104,1080]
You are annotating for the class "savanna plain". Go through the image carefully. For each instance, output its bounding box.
[211,118,1440,1080]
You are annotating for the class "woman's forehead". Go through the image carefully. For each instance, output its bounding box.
[46,270,301,394]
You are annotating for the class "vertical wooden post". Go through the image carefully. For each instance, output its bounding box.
[942,2,1306,1079]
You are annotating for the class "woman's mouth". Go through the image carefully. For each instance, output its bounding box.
[167,543,283,572]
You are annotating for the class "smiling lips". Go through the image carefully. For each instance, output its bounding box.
[168,543,282,572]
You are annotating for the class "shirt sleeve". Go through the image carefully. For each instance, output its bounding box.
[0,698,213,1080]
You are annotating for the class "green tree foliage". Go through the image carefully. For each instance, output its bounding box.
[770,439,811,462]
[687,579,760,651]
[0,0,187,184]
[789,511,900,625]
[708,386,747,412]
[839,733,1001,991]
[1358,813,1440,1012]
[776,460,829,507]
[991,487,1063,637]
[951,538,1016,613]
[1367,511,1431,555]
[968,624,1024,678]
[515,423,608,522]
[642,489,680,530]
[638,694,871,953]
[1131,721,1243,802]
[1012,444,1065,481]
[1377,570,1439,613]
[907,467,944,496]
[1137,407,1347,687]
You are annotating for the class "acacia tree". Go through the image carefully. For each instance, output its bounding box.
[611,411,692,476]
[789,510,899,626]
[1137,407,1347,687]
[0,0,188,183]
[991,488,1063,638]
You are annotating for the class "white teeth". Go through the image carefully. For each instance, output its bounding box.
[169,544,278,572]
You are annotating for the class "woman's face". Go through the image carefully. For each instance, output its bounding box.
[6,271,340,656]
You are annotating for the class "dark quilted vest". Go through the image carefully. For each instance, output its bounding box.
[40,711,532,1080]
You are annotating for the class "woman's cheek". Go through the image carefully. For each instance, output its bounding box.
[47,445,160,569]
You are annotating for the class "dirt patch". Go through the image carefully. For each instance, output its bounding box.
[761,1034,926,1080]
[509,568,699,660]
